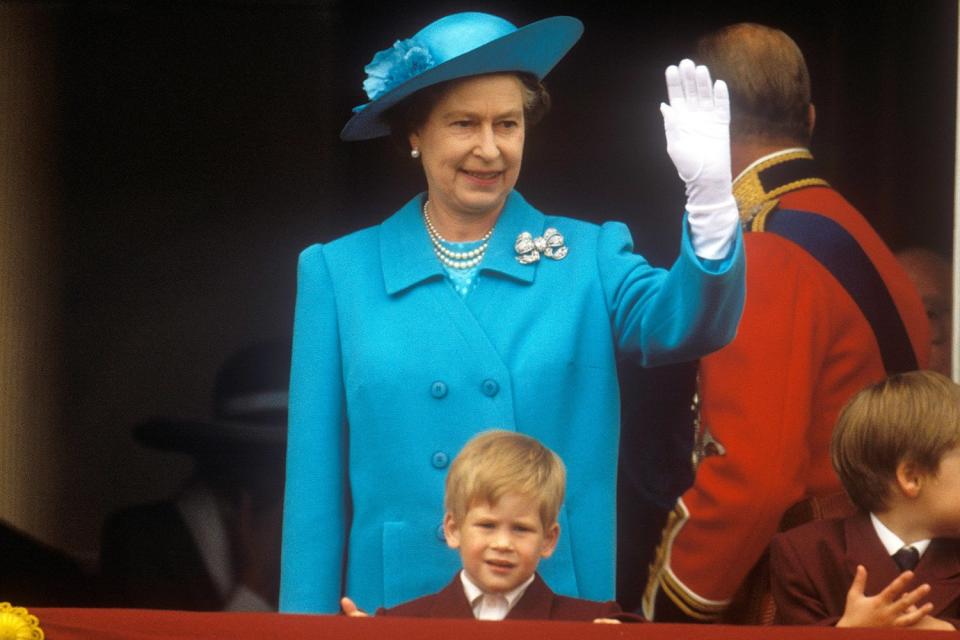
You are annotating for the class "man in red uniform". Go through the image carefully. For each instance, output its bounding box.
[643,22,930,623]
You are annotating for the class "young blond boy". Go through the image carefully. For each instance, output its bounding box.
[770,370,960,629]
[342,430,630,621]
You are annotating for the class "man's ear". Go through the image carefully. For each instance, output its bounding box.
[443,511,461,550]
[539,522,560,559]
[895,459,924,498]
[806,103,816,142]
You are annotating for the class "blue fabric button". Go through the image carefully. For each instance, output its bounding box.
[430,381,448,398]
[481,378,499,397]
[431,451,449,469]
[436,523,446,541]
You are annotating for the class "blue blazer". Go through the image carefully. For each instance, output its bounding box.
[280,191,744,614]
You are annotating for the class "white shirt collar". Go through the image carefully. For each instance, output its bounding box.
[870,512,931,557]
[459,570,535,620]
[733,147,811,185]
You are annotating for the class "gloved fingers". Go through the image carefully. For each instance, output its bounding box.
[695,64,714,110]
[665,64,684,108]
[678,58,698,106]
[713,79,730,121]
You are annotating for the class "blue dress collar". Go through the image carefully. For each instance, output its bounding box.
[380,190,546,295]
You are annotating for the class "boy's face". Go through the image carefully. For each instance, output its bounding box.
[444,492,559,594]
[916,446,960,537]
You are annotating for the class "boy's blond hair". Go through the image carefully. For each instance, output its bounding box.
[445,430,565,528]
[831,370,960,513]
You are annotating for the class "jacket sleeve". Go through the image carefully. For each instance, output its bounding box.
[600,599,647,622]
[769,533,842,626]
[279,244,349,614]
[598,216,745,367]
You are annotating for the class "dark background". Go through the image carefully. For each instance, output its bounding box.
[8,0,954,563]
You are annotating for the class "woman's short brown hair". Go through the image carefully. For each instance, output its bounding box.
[831,370,960,513]
[444,429,565,529]
[383,72,550,148]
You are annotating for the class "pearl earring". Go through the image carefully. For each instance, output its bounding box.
[410,148,421,159]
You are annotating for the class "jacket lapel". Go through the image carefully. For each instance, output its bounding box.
[477,191,543,285]
[915,538,960,617]
[505,574,555,620]
[160,502,225,610]
[464,190,543,322]
[379,190,543,297]
[845,514,903,595]
[429,574,476,619]
[380,193,445,296]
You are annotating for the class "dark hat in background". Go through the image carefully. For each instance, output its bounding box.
[135,340,291,453]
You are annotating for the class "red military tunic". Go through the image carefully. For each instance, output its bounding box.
[643,149,930,621]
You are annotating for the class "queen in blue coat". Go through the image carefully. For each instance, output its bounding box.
[280,12,745,615]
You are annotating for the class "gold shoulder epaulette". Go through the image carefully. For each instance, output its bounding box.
[733,149,828,230]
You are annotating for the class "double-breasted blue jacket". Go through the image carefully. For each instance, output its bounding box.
[279,190,745,614]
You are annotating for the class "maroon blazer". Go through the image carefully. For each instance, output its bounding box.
[770,512,960,627]
[377,573,635,622]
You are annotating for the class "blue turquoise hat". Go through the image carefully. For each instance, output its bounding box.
[341,12,584,141]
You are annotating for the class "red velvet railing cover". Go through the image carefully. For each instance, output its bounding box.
[24,608,948,640]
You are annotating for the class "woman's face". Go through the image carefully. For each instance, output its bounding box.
[409,74,525,222]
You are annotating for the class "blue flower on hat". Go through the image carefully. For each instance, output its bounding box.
[360,38,435,105]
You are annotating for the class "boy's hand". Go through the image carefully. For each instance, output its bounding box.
[340,596,370,617]
[910,615,956,631]
[837,565,933,628]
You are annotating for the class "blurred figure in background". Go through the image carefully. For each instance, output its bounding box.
[897,247,952,377]
[99,340,289,610]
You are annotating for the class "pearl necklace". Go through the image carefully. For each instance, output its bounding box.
[422,200,495,269]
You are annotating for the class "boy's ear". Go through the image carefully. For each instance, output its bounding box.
[539,522,560,559]
[895,460,924,498]
[443,512,461,550]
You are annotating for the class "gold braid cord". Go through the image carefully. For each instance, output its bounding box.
[0,602,44,640]
[642,501,729,621]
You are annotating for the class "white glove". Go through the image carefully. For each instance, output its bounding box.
[661,59,738,260]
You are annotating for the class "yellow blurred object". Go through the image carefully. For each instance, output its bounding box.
[0,602,44,640]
